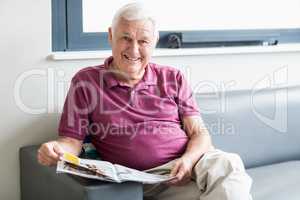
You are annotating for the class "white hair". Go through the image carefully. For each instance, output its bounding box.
[111,2,159,39]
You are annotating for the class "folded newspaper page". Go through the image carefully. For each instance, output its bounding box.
[57,152,176,184]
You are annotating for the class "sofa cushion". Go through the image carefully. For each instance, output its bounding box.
[247,161,300,200]
[196,86,300,168]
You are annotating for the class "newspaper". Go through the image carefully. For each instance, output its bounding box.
[56,152,176,184]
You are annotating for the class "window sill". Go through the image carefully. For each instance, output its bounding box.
[50,43,300,60]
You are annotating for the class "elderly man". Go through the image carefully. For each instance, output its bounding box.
[38,3,252,200]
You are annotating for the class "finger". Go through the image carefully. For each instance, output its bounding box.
[165,177,179,186]
[38,151,58,164]
[42,144,60,160]
[37,153,45,165]
[179,169,192,181]
[44,155,59,165]
[38,157,46,165]
[169,166,190,185]
[39,147,60,164]
[39,157,50,166]
[53,143,64,157]
[168,175,191,186]
[38,154,54,166]
[170,162,180,177]
[176,167,186,180]
[172,165,185,179]
[39,148,59,162]
[37,148,48,163]
[168,171,184,185]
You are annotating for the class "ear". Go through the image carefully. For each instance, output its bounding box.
[108,27,113,44]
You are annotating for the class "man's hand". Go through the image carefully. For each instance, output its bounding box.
[37,136,83,166]
[167,156,194,186]
[165,116,213,186]
[37,141,65,166]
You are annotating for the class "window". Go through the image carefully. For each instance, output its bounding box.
[52,0,300,51]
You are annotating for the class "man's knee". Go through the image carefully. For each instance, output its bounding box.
[194,150,246,176]
[193,150,252,199]
[217,151,245,172]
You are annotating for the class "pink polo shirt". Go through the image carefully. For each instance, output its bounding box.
[59,57,200,170]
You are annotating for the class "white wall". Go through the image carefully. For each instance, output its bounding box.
[83,0,300,32]
[0,0,300,200]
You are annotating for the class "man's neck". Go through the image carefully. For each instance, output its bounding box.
[109,63,145,87]
[119,76,142,87]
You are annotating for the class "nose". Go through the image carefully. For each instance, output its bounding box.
[128,41,139,56]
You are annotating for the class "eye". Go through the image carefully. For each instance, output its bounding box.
[122,36,131,42]
[139,40,149,45]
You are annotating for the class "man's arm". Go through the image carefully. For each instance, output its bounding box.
[181,115,213,165]
[37,136,83,166]
[168,115,213,185]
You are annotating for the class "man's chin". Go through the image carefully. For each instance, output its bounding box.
[121,64,144,72]
[122,61,142,67]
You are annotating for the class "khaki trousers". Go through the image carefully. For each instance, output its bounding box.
[143,149,252,200]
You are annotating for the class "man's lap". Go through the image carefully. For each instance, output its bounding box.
[142,149,251,200]
[143,158,199,200]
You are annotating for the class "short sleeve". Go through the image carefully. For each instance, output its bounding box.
[58,77,90,140]
[176,71,200,117]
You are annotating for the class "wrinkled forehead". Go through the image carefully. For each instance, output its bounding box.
[114,18,156,38]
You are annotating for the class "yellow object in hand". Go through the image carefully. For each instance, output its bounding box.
[62,152,80,165]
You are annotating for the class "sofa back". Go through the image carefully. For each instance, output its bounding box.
[196,86,300,169]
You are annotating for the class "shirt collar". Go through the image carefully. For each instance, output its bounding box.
[103,56,119,88]
[103,56,157,89]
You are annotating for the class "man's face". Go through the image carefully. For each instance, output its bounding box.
[108,18,157,78]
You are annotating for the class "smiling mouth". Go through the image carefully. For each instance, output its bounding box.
[123,54,141,62]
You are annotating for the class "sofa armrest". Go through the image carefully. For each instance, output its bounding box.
[20,145,143,200]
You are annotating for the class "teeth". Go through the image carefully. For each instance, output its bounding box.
[124,55,139,61]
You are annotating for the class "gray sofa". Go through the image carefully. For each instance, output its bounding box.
[20,86,300,200]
